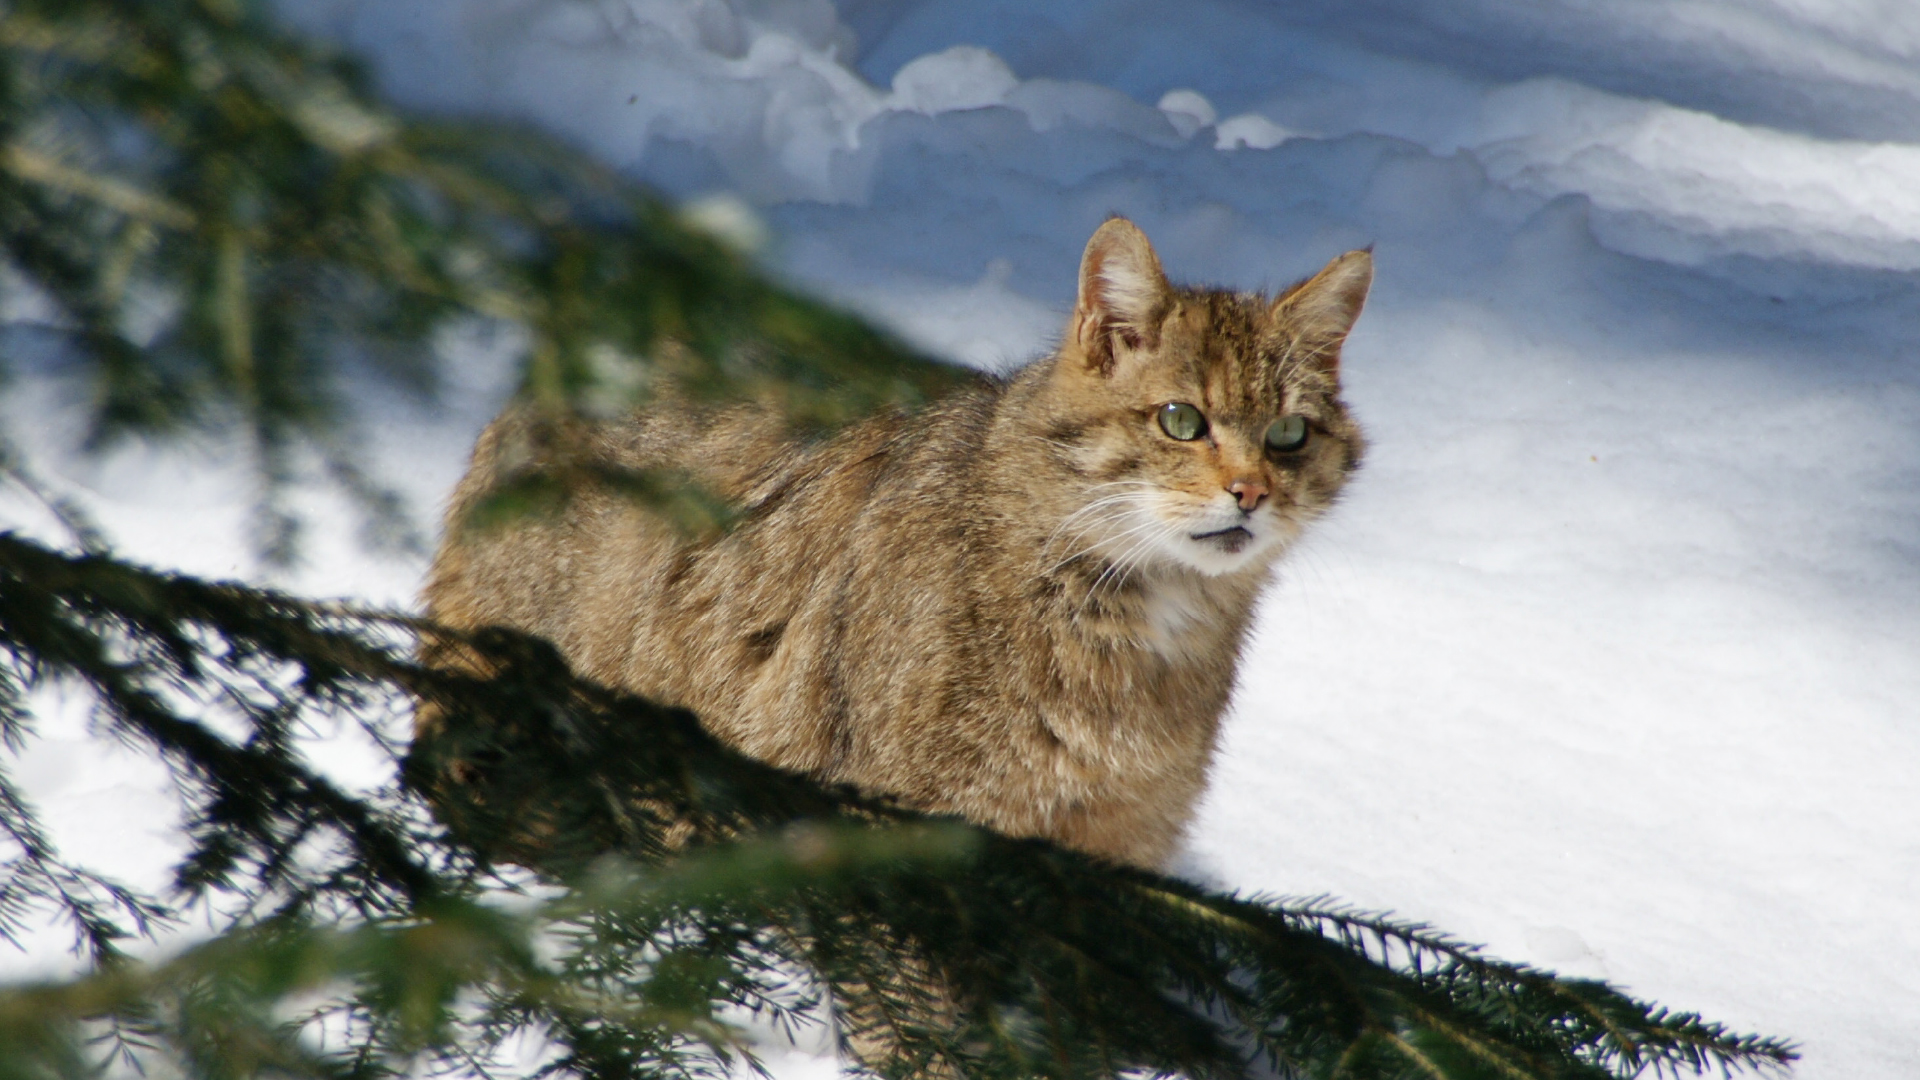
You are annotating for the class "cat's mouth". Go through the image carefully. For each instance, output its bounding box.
[1189,525,1253,553]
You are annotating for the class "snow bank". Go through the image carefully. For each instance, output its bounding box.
[9,0,1917,1076]
[1258,0,1920,142]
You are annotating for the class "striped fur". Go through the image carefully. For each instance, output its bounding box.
[423,219,1370,868]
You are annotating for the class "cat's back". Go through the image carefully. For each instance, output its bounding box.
[423,382,1008,770]
[599,383,1006,768]
[425,216,1374,869]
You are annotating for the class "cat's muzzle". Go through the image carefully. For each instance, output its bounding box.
[1189,525,1254,554]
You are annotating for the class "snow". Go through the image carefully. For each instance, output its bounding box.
[6,0,1919,1076]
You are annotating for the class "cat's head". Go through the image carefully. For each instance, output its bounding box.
[1038,217,1369,577]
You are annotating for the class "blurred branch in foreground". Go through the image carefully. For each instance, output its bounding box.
[0,0,969,564]
[0,532,1796,1080]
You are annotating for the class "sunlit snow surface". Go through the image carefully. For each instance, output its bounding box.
[8,1,1920,1076]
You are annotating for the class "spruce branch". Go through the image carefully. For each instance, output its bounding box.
[0,0,971,564]
[0,144,197,230]
[0,435,106,554]
[0,533,1795,1079]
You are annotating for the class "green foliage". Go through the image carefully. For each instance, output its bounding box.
[0,2,1799,1079]
[0,0,967,563]
[0,534,1794,1079]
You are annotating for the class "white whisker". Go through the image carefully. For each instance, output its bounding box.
[1087,520,1177,597]
[1053,516,1166,577]
[1040,492,1162,561]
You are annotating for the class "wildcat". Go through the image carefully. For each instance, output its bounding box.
[422,217,1369,869]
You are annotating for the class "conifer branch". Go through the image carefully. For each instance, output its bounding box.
[0,145,197,230]
[0,531,1798,1079]
[0,0,969,563]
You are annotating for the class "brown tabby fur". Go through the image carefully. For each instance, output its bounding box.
[422,218,1370,870]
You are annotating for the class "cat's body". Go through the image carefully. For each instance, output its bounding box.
[423,219,1370,868]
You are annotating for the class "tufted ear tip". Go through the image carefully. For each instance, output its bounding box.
[1071,216,1171,373]
[1317,248,1374,303]
[1273,248,1372,357]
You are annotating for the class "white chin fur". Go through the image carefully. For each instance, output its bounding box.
[1082,498,1294,579]
[1156,508,1295,576]
[1168,527,1284,575]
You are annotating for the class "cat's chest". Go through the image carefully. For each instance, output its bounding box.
[1044,566,1246,666]
[1027,574,1246,787]
[1131,575,1233,661]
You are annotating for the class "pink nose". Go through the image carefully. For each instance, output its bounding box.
[1228,479,1268,511]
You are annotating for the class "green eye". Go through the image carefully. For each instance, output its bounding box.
[1264,415,1309,452]
[1157,402,1207,441]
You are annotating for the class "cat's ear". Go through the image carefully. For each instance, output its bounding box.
[1071,217,1171,375]
[1273,248,1372,370]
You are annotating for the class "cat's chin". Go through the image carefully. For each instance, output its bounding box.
[1170,526,1281,576]
[1190,525,1253,554]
